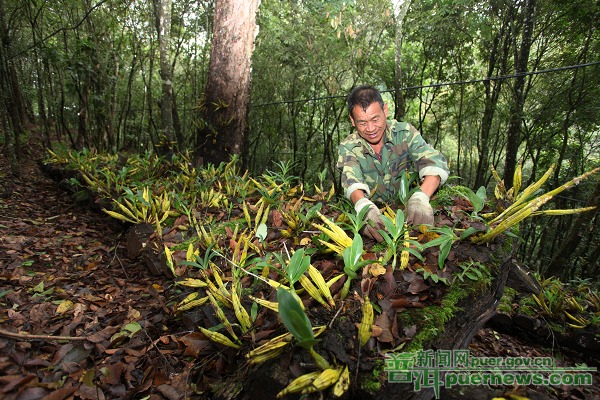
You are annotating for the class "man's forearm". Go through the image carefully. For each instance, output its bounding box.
[419,175,441,197]
[350,189,367,205]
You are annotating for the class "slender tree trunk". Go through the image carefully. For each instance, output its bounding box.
[583,234,600,278]
[25,1,51,147]
[0,65,19,176]
[118,47,139,149]
[0,0,23,174]
[33,46,50,147]
[552,31,591,187]
[392,0,411,120]
[474,18,510,188]
[545,180,600,279]
[504,0,536,188]
[153,0,175,151]
[196,0,260,166]
[143,47,158,148]
[76,77,90,149]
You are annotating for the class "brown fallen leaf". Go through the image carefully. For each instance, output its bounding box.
[157,384,182,400]
[40,387,78,400]
[0,374,37,394]
[374,312,395,343]
[180,332,212,357]
[271,209,284,227]
[389,298,426,309]
[371,324,383,337]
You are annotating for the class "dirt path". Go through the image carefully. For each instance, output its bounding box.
[0,143,197,399]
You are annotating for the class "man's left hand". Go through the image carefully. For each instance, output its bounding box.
[407,191,434,226]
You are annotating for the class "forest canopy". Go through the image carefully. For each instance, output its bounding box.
[1,0,599,278]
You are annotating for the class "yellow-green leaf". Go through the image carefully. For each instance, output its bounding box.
[56,299,74,314]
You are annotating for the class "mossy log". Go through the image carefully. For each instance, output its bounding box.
[372,240,518,400]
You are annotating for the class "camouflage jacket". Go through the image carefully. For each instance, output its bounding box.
[337,120,449,204]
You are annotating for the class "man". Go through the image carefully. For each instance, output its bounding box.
[337,85,449,241]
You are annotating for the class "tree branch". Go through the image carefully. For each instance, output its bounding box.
[0,327,87,341]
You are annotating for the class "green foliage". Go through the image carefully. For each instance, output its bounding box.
[499,275,600,332]
[422,225,477,269]
[340,202,371,235]
[277,286,331,370]
[341,235,374,299]
[379,211,424,270]
[282,201,323,235]
[454,261,491,285]
[416,267,449,285]
[429,184,457,208]
[283,248,311,287]
[497,287,518,315]
[179,243,218,270]
[277,287,316,349]
[41,132,599,395]
[397,170,420,207]
[359,361,384,393]
[458,186,487,218]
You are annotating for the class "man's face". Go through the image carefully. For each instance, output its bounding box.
[350,102,389,147]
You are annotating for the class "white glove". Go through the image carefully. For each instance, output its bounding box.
[407,191,434,226]
[355,198,384,242]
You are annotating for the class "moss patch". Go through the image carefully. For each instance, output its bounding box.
[399,284,470,353]
[360,359,385,394]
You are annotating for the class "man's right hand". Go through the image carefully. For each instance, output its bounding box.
[354,198,384,242]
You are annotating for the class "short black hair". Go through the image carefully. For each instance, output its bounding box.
[347,85,384,117]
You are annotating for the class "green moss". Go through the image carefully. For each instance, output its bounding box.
[399,284,471,353]
[497,287,517,314]
[430,185,456,208]
[398,273,492,353]
[360,359,384,394]
[370,242,388,252]
[431,184,483,208]
[547,320,564,334]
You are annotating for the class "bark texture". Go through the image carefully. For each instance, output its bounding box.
[196,0,260,166]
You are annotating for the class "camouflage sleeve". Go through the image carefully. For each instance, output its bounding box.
[405,124,450,185]
[337,140,371,199]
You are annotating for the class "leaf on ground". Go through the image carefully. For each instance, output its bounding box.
[389,296,426,309]
[180,332,211,357]
[56,299,74,314]
[0,374,37,394]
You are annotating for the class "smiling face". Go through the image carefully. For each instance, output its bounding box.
[350,102,389,152]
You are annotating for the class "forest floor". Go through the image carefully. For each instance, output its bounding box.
[1,137,598,400]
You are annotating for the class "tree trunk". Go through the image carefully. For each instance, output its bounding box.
[454,55,464,178]
[196,0,260,166]
[392,0,411,121]
[544,180,600,279]
[504,0,536,189]
[0,0,23,175]
[153,0,175,151]
[474,18,510,188]
[25,0,51,148]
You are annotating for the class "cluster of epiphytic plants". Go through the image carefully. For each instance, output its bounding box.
[500,275,600,332]
[45,148,599,397]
